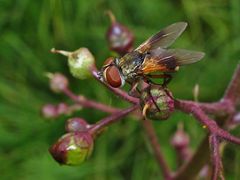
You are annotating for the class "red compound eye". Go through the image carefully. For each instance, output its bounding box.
[104,66,123,88]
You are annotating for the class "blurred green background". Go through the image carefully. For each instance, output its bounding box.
[0,0,240,179]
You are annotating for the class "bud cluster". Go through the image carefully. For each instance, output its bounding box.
[42,103,71,118]
[46,46,98,166]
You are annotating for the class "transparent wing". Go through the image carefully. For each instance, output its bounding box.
[141,48,205,73]
[136,22,188,53]
[169,49,205,65]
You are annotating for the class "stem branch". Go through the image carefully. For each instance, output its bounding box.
[89,105,139,134]
[209,134,224,180]
[63,87,121,114]
[173,136,210,180]
[175,100,240,144]
[224,64,240,105]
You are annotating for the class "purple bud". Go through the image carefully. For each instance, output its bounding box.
[65,118,90,132]
[57,103,69,115]
[198,165,210,179]
[41,104,58,118]
[140,85,174,120]
[106,11,134,55]
[233,113,240,124]
[171,124,190,149]
[49,132,94,166]
[48,73,68,93]
[228,112,240,129]
[171,123,191,164]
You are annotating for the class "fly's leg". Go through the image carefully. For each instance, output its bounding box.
[162,73,172,87]
[146,75,173,99]
[148,84,161,112]
[127,81,141,97]
[147,83,161,114]
[146,74,172,87]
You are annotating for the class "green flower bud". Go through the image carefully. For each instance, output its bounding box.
[51,48,95,79]
[49,132,94,166]
[140,85,174,120]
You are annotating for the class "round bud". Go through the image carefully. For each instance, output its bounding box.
[51,48,95,79]
[56,103,69,115]
[171,123,191,163]
[171,124,190,149]
[49,73,68,93]
[103,65,124,88]
[65,118,89,132]
[68,48,95,79]
[228,112,240,129]
[49,132,94,166]
[140,85,174,120]
[106,11,134,55]
[41,104,58,118]
[233,113,240,124]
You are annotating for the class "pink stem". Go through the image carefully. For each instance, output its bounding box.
[142,119,172,180]
[62,87,121,114]
[173,64,240,180]
[89,105,139,135]
[209,134,224,180]
[173,136,210,180]
[224,64,240,105]
[175,100,240,145]
[197,100,234,116]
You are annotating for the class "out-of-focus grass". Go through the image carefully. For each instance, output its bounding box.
[0,0,239,179]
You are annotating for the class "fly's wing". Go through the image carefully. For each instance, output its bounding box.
[135,22,187,53]
[140,48,205,74]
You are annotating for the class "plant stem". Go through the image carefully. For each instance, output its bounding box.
[105,10,116,23]
[175,100,240,144]
[174,99,240,179]
[179,100,234,117]
[209,134,224,180]
[89,105,139,135]
[224,64,240,105]
[62,87,121,114]
[142,119,172,180]
[173,136,210,180]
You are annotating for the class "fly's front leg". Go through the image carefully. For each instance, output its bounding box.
[147,83,161,112]
[128,81,140,97]
[162,73,172,87]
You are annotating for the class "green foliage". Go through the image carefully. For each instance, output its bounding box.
[0,0,239,179]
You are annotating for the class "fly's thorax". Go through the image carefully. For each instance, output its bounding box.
[119,51,146,81]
